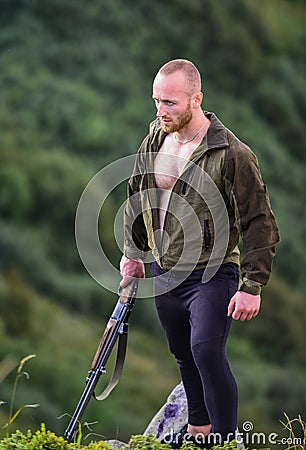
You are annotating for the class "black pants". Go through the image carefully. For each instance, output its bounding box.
[150,262,239,441]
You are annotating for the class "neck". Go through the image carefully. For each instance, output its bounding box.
[174,114,209,145]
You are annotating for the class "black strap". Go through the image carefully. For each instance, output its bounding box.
[93,330,128,401]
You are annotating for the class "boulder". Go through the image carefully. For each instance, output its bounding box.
[104,439,126,449]
[143,383,244,449]
[143,382,187,440]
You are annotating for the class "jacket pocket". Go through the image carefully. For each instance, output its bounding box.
[203,218,211,251]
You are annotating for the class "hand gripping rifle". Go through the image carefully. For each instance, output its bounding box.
[64,279,139,442]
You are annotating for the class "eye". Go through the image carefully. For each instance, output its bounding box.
[152,98,175,107]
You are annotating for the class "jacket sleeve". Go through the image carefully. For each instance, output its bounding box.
[123,139,150,260]
[224,134,280,295]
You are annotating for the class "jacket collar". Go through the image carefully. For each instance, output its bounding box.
[205,111,229,151]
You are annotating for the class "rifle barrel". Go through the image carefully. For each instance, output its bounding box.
[63,280,138,442]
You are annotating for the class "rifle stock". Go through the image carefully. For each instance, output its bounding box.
[64,280,139,442]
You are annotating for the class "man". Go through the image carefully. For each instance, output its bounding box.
[120,59,280,448]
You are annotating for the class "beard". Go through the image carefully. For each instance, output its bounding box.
[160,102,193,133]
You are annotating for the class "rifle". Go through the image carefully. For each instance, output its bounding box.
[64,279,139,442]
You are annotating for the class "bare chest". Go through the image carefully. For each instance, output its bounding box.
[154,138,196,190]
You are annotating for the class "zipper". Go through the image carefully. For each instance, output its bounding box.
[147,135,209,265]
[203,218,211,251]
[161,153,209,259]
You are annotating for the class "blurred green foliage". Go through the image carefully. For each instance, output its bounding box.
[0,0,305,444]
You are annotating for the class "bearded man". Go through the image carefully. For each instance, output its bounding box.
[120,59,280,448]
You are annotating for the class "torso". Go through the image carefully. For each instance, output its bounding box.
[154,133,206,229]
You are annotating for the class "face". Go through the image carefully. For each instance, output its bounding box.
[152,72,194,133]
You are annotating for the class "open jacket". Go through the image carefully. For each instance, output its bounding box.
[123,112,280,294]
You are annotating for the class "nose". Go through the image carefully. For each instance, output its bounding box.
[156,102,167,118]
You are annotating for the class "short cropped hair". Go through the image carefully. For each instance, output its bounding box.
[158,59,202,94]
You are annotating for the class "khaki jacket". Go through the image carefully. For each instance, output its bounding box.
[123,112,280,294]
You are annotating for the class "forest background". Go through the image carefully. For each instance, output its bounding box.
[0,0,305,445]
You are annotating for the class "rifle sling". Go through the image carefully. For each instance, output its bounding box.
[93,330,128,401]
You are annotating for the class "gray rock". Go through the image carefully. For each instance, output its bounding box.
[143,382,245,449]
[143,382,187,440]
[104,439,127,449]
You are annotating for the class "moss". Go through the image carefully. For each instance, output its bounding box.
[0,423,111,450]
[0,426,241,450]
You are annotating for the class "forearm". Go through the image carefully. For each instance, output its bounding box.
[123,153,150,259]
[239,239,278,294]
[123,198,149,260]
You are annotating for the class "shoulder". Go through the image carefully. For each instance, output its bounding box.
[223,129,259,180]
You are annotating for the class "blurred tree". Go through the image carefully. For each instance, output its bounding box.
[1,269,34,338]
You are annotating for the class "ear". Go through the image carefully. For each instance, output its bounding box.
[192,91,203,108]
